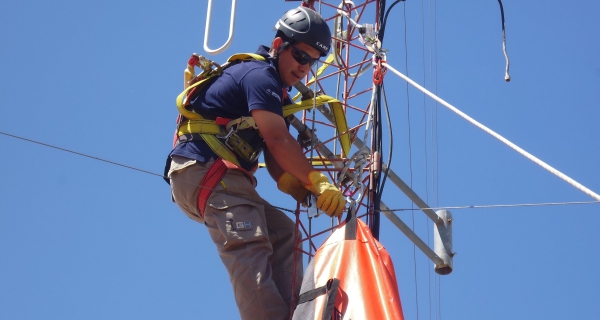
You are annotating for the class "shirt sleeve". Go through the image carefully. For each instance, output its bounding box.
[239,65,284,117]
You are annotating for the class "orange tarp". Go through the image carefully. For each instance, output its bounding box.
[292,216,404,320]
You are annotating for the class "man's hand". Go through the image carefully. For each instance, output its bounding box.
[305,171,345,217]
[277,172,310,205]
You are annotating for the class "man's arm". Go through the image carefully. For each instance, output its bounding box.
[252,109,313,185]
[253,109,345,217]
[263,146,284,181]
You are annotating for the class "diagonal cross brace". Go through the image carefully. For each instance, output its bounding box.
[290,83,451,272]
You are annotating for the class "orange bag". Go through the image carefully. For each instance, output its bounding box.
[292,213,404,320]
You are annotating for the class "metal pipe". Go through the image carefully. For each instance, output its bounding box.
[433,210,454,275]
[379,201,445,267]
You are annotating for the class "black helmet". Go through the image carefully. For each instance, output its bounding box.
[275,7,331,57]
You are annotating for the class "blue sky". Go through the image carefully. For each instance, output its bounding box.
[1,1,599,319]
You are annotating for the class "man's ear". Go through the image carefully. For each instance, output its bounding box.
[271,37,285,52]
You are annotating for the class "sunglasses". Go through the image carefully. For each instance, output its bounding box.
[288,43,319,67]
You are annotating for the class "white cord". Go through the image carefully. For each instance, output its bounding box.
[383,62,600,202]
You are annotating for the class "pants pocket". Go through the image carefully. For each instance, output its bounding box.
[205,192,269,251]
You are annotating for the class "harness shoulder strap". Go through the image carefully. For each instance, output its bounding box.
[176,53,267,119]
[226,53,266,63]
[174,53,269,166]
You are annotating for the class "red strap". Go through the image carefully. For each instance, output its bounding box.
[197,159,228,218]
[281,86,289,102]
[215,117,232,126]
[172,115,183,148]
[222,159,256,186]
[196,159,256,218]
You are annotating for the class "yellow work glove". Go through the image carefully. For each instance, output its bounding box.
[305,171,345,217]
[277,172,310,205]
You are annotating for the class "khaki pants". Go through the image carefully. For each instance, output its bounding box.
[168,156,302,320]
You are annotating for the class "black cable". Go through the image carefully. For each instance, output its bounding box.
[371,83,384,239]
[0,130,202,190]
[378,0,404,45]
[372,0,404,239]
[377,83,393,201]
[378,0,387,36]
[0,131,167,180]
[498,0,506,33]
[5,132,597,216]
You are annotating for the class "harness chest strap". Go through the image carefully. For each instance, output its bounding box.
[176,95,351,159]
[175,52,351,165]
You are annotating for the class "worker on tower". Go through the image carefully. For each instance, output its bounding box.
[164,7,345,320]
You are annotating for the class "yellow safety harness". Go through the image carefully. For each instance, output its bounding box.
[174,52,351,167]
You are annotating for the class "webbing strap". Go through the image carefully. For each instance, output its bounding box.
[197,158,257,218]
[287,52,352,158]
[176,53,267,120]
[175,53,268,166]
[176,73,219,120]
[297,278,341,320]
[177,119,222,136]
[344,205,357,241]
[197,159,228,218]
[174,52,351,165]
[282,95,351,158]
[321,278,341,320]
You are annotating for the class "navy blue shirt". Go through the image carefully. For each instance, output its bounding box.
[167,46,292,173]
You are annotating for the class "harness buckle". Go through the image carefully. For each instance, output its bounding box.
[222,131,262,163]
[215,116,263,163]
[225,117,258,132]
[217,116,258,144]
[217,126,236,140]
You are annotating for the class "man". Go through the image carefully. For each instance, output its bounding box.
[165,7,345,320]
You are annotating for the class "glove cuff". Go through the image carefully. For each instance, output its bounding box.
[277,172,295,194]
[306,170,328,194]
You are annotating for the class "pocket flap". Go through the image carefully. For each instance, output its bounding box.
[208,193,258,211]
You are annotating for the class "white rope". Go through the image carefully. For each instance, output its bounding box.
[337,147,368,186]
[382,62,600,202]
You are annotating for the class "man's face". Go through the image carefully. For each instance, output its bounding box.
[277,42,321,87]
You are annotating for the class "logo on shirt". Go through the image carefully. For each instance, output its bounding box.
[266,89,281,101]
